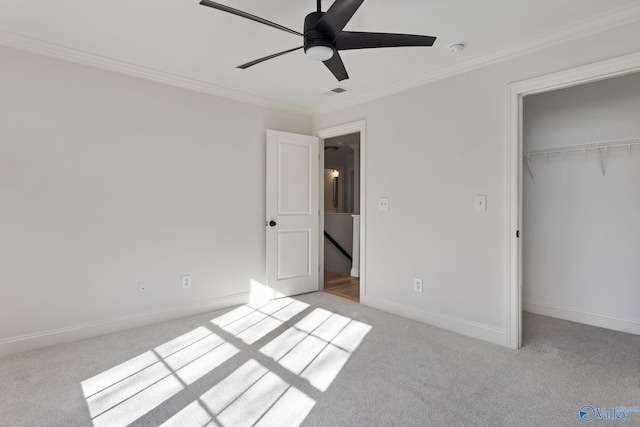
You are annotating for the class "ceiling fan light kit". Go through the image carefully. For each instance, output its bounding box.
[199,0,437,81]
[306,46,334,61]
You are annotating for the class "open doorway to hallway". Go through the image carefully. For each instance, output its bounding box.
[322,132,360,302]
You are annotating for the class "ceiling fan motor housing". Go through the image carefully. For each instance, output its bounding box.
[304,12,334,54]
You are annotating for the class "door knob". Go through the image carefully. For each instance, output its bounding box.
[269,220,277,227]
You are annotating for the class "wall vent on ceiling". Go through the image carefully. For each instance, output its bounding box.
[323,86,349,96]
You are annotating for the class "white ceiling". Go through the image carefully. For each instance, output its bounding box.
[2,0,639,112]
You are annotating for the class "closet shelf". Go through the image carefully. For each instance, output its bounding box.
[524,137,640,179]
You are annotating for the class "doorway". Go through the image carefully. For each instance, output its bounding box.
[521,73,640,343]
[317,121,366,303]
[323,132,360,301]
[507,52,640,349]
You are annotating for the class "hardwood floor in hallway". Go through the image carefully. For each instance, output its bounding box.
[323,270,360,302]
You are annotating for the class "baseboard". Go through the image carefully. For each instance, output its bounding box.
[524,299,640,335]
[0,293,250,358]
[361,295,506,347]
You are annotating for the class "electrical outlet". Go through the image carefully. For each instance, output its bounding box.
[138,281,148,296]
[413,278,423,293]
[378,197,390,211]
[182,275,192,289]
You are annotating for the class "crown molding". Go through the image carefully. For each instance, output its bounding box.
[2,2,640,119]
[311,2,640,117]
[0,30,312,117]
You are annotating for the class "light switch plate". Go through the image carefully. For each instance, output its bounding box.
[474,195,487,212]
[182,275,192,289]
[378,197,390,211]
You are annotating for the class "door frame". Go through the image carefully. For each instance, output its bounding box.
[506,52,640,349]
[317,120,366,302]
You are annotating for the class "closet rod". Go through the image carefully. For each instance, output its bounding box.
[524,137,640,180]
[524,137,640,157]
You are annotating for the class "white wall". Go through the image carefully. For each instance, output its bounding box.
[0,46,311,355]
[313,20,640,346]
[2,20,640,355]
[522,72,640,333]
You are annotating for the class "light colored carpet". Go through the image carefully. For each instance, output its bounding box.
[1,292,639,426]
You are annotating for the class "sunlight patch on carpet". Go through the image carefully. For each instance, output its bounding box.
[260,308,372,391]
[210,298,309,344]
[160,359,315,427]
[82,297,370,427]
[81,326,238,427]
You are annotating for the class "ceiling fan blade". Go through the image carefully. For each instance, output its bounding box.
[335,31,436,50]
[237,46,304,69]
[323,51,349,81]
[314,0,364,41]
[199,0,304,38]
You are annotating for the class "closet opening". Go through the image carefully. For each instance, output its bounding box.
[520,71,640,346]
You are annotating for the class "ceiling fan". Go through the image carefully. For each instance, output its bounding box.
[199,0,437,81]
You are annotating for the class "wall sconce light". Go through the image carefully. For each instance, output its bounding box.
[331,169,340,178]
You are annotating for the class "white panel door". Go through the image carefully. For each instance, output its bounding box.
[266,130,319,298]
